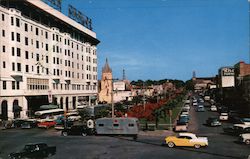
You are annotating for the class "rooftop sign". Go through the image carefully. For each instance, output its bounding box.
[68,5,92,31]
[42,0,62,12]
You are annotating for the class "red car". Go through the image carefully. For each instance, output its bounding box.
[37,121,56,129]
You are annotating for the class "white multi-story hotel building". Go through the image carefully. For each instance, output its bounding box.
[0,0,100,120]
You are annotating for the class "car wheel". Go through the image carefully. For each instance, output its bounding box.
[194,144,201,149]
[82,132,87,136]
[245,139,250,145]
[62,131,68,136]
[167,142,175,148]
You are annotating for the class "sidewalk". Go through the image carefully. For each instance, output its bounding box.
[139,130,175,137]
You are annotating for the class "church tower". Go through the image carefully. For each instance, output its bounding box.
[99,58,113,103]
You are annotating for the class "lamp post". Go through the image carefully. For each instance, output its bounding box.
[105,78,118,118]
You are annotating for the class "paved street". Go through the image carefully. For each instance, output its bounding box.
[0,104,250,159]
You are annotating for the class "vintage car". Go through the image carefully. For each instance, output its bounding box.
[61,125,93,136]
[223,124,250,136]
[219,113,229,121]
[165,133,208,149]
[174,121,188,132]
[9,143,56,159]
[196,105,205,112]
[37,120,56,129]
[206,117,221,127]
[210,105,217,112]
[239,133,250,145]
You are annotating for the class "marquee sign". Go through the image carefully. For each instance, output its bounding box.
[68,5,92,30]
[221,67,234,76]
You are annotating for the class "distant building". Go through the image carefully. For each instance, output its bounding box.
[193,77,216,91]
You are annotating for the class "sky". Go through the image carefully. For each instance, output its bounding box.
[61,0,249,81]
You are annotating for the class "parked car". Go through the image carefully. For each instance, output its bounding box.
[210,105,217,112]
[179,114,190,121]
[13,119,27,128]
[37,120,56,129]
[183,105,190,111]
[67,114,81,121]
[175,121,188,132]
[206,117,221,127]
[61,125,93,136]
[196,105,205,112]
[223,124,250,135]
[238,118,250,125]
[9,143,56,159]
[193,102,198,107]
[165,133,208,149]
[219,113,229,121]
[181,110,189,116]
[239,133,250,145]
[21,120,38,129]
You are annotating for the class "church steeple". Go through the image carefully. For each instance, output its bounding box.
[102,58,112,73]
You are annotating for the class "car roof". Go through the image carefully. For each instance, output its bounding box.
[233,124,250,128]
[179,133,195,137]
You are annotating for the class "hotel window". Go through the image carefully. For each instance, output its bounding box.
[25,23,28,32]
[17,63,21,71]
[1,14,4,21]
[12,62,15,71]
[36,54,39,61]
[16,33,20,42]
[46,56,49,63]
[16,81,20,90]
[2,30,5,37]
[16,48,21,57]
[12,81,15,90]
[2,45,5,52]
[36,28,39,35]
[11,17,14,25]
[25,51,29,59]
[12,47,15,56]
[46,44,48,51]
[3,61,6,68]
[37,66,40,74]
[36,41,39,48]
[45,32,48,39]
[11,32,14,41]
[52,34,55,40]
[3,81,6,89]
[16,18,20,27]
[46,68,49,75]
[25,37,28,45]
[56,35,58,41]
[25,65,29,72]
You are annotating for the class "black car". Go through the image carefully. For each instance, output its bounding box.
[61,125,94,136]
[223,124,250,135]
[206,117,221,127]
[9,143,56,159]
[21,120,38,129]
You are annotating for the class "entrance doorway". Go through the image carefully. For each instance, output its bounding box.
[1,101,8,120]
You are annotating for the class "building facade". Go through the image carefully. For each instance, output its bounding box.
[0,0,99,120]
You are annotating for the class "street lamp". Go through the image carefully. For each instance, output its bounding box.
[105,78,118,118]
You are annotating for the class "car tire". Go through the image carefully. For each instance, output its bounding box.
[194,144,201,149]
[62,131,68,136]
[167,142,175,148]
[245,139,250,145]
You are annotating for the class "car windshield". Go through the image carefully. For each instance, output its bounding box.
[242,118,250,122]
